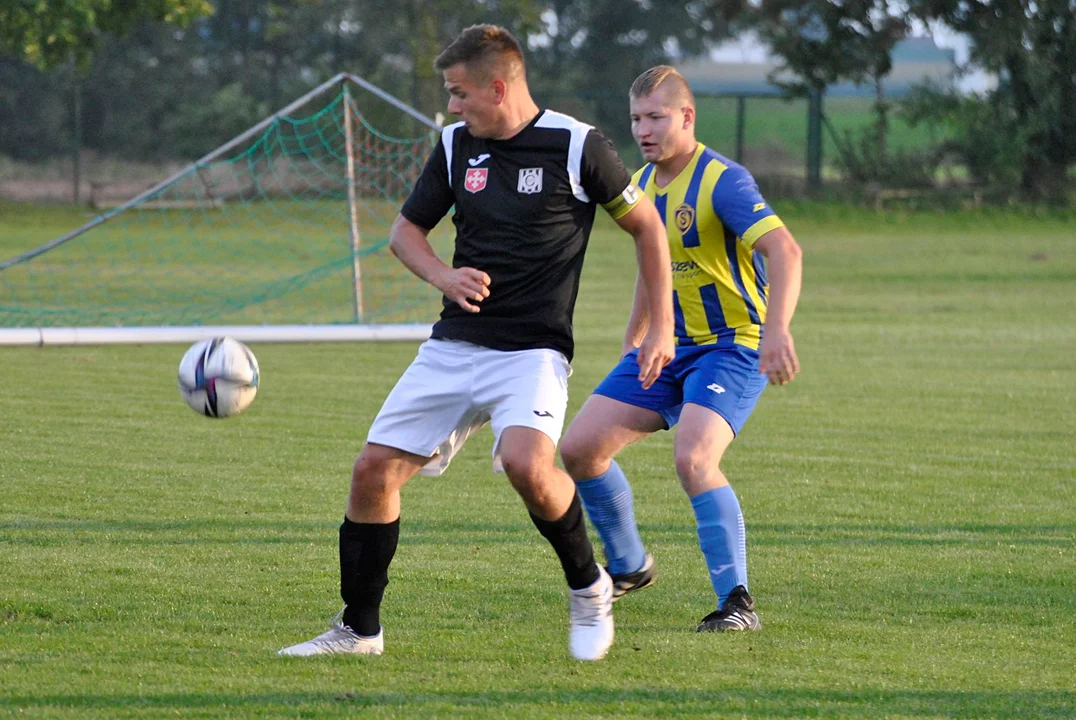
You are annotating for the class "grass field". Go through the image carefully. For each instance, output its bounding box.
[696,96,902,147]
[0,200,450,327]
[691,96,949,177]
[1,202,1074,718]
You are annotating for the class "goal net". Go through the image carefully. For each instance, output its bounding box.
[0,74,450,345]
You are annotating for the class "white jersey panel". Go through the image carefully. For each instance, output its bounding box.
[535,110,594,203]
[441,121,466,188]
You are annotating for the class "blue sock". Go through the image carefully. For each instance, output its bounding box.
[690,485,748,609]
[575,460,646,575]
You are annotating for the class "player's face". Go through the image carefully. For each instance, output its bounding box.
[443,64,502,138]
[630,88,691,163]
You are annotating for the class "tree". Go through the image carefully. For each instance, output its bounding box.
[530,0,740,146]
[753,0,908,167]
[0,0,212,71]
[907,0,1076,197]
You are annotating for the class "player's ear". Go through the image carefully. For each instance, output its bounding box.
[491,79,507,105]
[682,105,695,129]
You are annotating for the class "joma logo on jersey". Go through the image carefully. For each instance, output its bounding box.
[464,168,488,193]
[674,203,695,233]
[517,167,543,194]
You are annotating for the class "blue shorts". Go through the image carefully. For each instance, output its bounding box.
[593,344,767,434]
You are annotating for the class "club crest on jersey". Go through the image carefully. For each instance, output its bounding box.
[674,203,695,233]
[517,167,543,194]
[464,168,488,193]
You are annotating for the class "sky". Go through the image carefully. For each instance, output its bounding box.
[709,25,996,93]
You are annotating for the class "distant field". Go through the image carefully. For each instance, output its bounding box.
[1,202,1074,718]
[692,95,949,175]
[2,95,948,207]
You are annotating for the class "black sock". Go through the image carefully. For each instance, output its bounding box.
[529,492,600,590]
[339,516,400,636]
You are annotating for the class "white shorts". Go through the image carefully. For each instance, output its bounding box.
[366,339,572,476]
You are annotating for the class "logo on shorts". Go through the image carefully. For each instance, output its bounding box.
[464,168,488,193]
[533,410,554,418]
[707,383,726,394]
[518,168,543,194]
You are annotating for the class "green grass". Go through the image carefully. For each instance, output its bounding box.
[1,202,1075,718]
[693,96,951,174]
[0,199,452,327]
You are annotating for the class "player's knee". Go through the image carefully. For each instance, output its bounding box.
[559,434,598,479]
[674,449,707,486]
[351,448,396,498]
[502,450,545,488]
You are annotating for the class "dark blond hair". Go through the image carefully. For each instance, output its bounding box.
[434,24,525,81]
[630,65,695,107]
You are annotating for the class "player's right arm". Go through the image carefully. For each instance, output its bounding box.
[388,216,490,313]
[394,135,490,313]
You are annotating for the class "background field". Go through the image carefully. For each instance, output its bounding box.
[2,95,947,206]
[1,202,1074,718]
[693,95,948,163]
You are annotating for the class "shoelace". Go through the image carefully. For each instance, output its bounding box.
[569,586,609,627]
[310,625,360,650]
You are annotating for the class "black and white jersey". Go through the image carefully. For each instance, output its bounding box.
[400,110,641,362]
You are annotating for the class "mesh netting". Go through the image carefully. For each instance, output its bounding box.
[0,85,450,328]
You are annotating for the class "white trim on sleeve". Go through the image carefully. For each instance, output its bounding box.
[441,121,466,188]
[534,110,593,203]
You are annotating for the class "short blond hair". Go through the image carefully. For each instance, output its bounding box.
[630,65,695,107]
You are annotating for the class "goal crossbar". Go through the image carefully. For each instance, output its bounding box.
[0,324,434,347]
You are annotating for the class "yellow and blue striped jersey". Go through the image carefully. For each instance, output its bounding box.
[632,144,784,350]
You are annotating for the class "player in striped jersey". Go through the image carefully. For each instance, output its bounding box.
[560,66,803,632]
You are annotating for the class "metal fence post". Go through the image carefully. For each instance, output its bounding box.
[735,95,746,164]
[807,86,823,191]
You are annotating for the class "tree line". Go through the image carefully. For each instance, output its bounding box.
[2,0,1073,198]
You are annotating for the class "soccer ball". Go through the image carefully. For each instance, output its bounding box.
[178,337,260,418]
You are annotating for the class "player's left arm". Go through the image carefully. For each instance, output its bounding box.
[753,226,802,386]
[620,270,648,358]
[712,165,802,386]
[614,198,675,387]
[581,129,674,389]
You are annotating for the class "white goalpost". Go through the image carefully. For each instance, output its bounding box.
[0,73,444,346]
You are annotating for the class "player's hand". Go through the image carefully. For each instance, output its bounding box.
[437,267,490,313]
[758,327,799,386]
[635,329,674,390]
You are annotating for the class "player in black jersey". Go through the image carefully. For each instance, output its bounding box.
[279,24,674,661]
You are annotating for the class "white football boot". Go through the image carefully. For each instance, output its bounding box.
[277,611,383,657]
[568,566,615,661]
